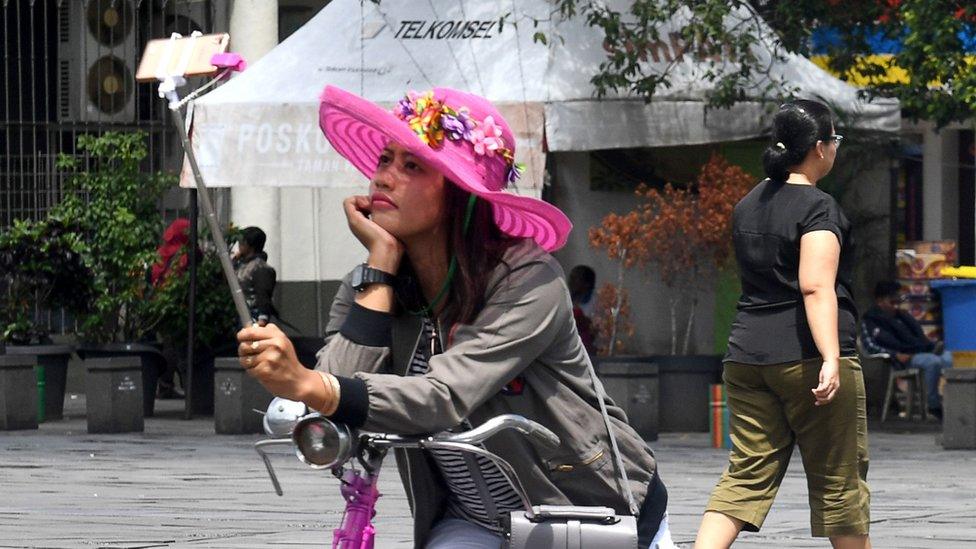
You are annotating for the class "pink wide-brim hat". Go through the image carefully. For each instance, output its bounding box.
[318,85,571,252]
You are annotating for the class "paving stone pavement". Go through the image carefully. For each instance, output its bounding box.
[2,395,975,548]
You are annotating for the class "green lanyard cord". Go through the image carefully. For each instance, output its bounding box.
[409,194,477,317]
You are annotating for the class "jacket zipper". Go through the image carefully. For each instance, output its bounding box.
[552,449,606,473]
[401,318,427,512]
[430,318,439,356]
[431,316,446,355]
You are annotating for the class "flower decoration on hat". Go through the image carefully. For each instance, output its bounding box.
[393,90,525,184]
[470,116,505,156]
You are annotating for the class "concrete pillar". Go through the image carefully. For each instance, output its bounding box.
[922,126,959,241]
[229,0,281,269]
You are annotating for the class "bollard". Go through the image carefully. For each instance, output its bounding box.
[86,357,144,434]
[709,384,732,449]
[942,368,976,449]
[0,355,39,430]
[214,357,274,434]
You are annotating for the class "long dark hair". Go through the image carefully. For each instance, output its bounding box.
[761,100,835,181]
[398,182,519,326]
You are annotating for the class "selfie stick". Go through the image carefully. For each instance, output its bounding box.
[154,32,252,328]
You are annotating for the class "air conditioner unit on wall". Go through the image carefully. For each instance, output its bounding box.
[57,0,137,123]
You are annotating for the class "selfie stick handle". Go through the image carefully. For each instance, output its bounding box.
[156,33,252,328]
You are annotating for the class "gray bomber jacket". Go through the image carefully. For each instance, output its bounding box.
[315,239,657,547]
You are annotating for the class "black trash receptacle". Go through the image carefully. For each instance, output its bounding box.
[597,360,659,442]
[86,357,144,434]
[214,357,274,434]
[943,368,976,450]
[189,354,216,416]
[0,355,39,430]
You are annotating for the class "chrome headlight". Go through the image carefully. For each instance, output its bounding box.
[292,414,354,469]
[263,397,308,437]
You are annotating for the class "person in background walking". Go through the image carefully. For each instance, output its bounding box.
[569,264,597,355]
[233,226,277,327]
[861,280,951,419]
[695,100,870,549]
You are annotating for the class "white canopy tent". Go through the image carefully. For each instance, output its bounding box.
[183,0,900,289]
[186,0,900,193]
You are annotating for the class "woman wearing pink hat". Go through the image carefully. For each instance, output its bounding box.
[237,86,672,548]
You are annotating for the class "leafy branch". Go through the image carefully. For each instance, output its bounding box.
[549,1,975,127]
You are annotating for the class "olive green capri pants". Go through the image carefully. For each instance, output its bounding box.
[705,357,870,537]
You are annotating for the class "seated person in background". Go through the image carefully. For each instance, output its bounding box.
[861,280,952,418]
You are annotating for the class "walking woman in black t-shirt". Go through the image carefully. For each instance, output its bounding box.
[694,101,871,549]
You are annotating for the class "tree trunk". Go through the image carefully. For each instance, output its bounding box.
[669,294,678,355]
[608,292,621,357]
[682,291,698,355]
[681,267,699,355]
[607,249,627,357]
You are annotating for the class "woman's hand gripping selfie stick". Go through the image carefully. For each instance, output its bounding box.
[149,32,252,328]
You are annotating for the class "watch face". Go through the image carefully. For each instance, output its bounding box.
[351,265,365,289]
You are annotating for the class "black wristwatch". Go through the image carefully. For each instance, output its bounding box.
[351,263,396,292]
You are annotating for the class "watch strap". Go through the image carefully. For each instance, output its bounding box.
[354,264,396,291]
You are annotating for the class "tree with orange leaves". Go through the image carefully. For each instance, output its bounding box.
[590,153,754,355]
[589,210,648,355]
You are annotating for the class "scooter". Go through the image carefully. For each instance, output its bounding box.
[253,397,640,549]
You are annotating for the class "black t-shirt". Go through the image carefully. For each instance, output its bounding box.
[725,179,858,365]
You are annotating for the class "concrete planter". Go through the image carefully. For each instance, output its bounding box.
[595,357,659,441]
[85,357,143,434]
[214,357,274,434]
[596,354,723,434]
[0,355,39,430]
[5,344,73,421]
[77,343,165,417]
[652,355,724,432]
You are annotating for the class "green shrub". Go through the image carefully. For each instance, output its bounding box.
[0,217,94,344]
[149,226,239,352]
[54,131,174,343]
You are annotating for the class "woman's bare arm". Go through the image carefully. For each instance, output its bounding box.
[798,230,842,405]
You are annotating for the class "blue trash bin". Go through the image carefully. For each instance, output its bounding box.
[931,280,976,350]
